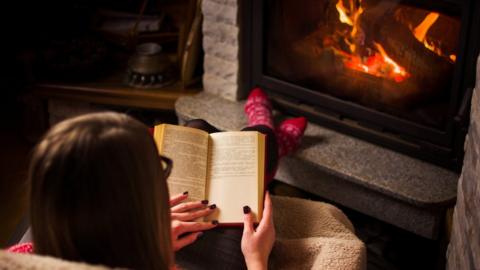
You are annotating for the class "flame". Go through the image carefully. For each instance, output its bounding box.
[333,0,409,82]
[414,12,439,41]
[374,43,409,82]
[413,12,456,62]
[335,0,364,53]
[336,1,353,26]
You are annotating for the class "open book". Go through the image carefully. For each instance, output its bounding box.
[153,124,265,224]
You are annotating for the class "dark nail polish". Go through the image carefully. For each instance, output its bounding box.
[197,232,204,238]
[243,206,251,214]
[209,204,217,210]
[201,200,209,204]
[211,220,219,225]
[183,191,188,195]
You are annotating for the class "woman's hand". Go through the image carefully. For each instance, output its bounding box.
[241,192,275,270]
[169,192,218,251]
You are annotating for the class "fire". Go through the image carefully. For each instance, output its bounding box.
[336,0,353,26]
[333,0,409,82]
[414,12,439,41]
[412,12,456,62]
[330,1,457,82]
[342,43,408,83]
[335,0,364,53]
[374,43,409,81]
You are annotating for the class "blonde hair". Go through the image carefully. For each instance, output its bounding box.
[29,112,173,269]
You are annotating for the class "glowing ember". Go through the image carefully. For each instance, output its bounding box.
[374,43,409,82]
[333,0,410,82]
[341,44,409,83]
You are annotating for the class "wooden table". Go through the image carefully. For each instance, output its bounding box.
[26,74,201,134]
[32,79,201,111]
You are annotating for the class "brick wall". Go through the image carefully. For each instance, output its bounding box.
[202,0,240,101]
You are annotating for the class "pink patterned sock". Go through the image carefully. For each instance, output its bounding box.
[244,87,274,129]
[276,117,307,158]
[7,242,34,254]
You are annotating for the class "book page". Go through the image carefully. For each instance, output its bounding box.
[205,131,265,223]
[154,124,209,202]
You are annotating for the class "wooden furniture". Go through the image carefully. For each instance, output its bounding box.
[25,72,201,137]
[32,76,200,111]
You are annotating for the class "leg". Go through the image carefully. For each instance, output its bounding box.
[244,87,307,160]
[276,117,307,158]
[184,119,221,134]
[184,119,279,180]
[244,87,274,130]
[241,125,278,184]
[175,228,246,270]
[176,125,278,269]
[175,120,279,270]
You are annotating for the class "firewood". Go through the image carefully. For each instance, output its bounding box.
[373,15,453,92]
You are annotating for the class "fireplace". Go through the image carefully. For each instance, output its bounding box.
[241,0,480,169]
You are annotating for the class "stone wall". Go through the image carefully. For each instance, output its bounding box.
[447,55,480,269]
[202,0,240,101]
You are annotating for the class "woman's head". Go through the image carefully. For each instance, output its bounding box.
[29,112,172,269]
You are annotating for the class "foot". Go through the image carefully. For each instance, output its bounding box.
[244,87,274,129]
[276,117,307,158]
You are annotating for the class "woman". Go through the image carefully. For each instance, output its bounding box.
[21,111,276,270]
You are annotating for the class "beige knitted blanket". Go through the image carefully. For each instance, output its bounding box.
[270,195,366,270]
[0,251,109,270]
[0,195,366,270]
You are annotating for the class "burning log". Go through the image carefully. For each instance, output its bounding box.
[285,34,436,107]
[286,42,430,108]
[372,14,454,92]
[324,67,431,108]
[394,7,460,58]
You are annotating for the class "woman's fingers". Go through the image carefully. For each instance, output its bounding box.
[169,192,188,206]
[171,220,218,252]
[171,200,209,213]
[171,206,216,221]
[242,206,255,236]
[172,220,218,236]
[173,231,203,251]
[257,192,273,233]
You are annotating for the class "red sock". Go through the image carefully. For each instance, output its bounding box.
[244,87,274,129]
[276,117,307,158]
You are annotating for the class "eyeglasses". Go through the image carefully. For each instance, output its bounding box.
[159,155,173,179]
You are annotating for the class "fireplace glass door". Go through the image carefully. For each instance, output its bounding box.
[265,0,461,129]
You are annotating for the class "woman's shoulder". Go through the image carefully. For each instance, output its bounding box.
[6,242,34,254]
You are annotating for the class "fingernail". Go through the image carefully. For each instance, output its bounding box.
[209,204,216,210]
[243,206,251,214]
[211,220,219,225]
[183,191,188,195]
[201,200,209,205]
[197,232,204,238]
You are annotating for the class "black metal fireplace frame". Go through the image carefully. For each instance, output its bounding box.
[240,0,480,170]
